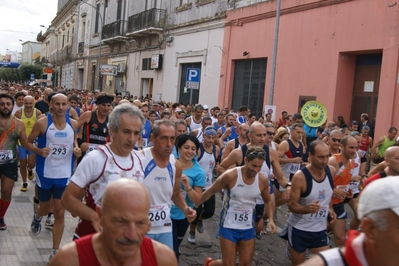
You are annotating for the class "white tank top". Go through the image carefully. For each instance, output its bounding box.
[36,115,75,179]
[287,167,333,232]
[143,148,176,234]
[86,144,145,206]
[189,116,202,132]
[196,130,204,143]
[220,167,261,230]
[255,159,272,204]
[198,147,216,189]
[349,152,361,194]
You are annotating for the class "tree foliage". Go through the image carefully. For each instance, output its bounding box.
[0,64,43,83]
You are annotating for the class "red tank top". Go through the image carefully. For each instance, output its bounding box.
[358,136,370,152]
[75,234,158,266]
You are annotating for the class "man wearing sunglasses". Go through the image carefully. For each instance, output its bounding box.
[218,122,290,231]
[328,135,357,247]
[328,129,344,155]
[202,146,277,266]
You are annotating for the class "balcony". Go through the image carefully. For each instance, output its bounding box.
[127,8,166,36]
[102,20,128,42]
[78,42,84,54]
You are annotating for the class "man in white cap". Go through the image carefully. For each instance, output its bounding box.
[302,176,399,266]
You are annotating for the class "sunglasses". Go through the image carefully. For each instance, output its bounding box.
[266,131,276,136]
[331,138,342,143]
[247,151,266,159]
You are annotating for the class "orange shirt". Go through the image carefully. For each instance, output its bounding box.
[332,154,354,205]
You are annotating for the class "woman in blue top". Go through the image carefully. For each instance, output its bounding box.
[171,134,205,260]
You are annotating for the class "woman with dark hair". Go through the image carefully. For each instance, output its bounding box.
[171,134,206,260]
[336,115,348,128]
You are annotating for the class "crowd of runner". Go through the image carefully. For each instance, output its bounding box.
[0,83,398,266]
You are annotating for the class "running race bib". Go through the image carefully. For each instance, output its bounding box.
[290,163,300,174]
[49,143,70,159]
[87,143,101,153]
[307,205,328,220]
[227,208,253,228]
[149,204,171,227]
[349,180,360,191]
[0,150,12,161]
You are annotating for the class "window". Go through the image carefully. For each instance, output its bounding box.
[117,0,122,20]
[142,58,151,70]
[94,3,100,33]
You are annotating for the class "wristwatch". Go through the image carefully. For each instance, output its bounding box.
[285,182,292,188]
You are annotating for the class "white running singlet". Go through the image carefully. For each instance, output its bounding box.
[220,167,261,230]
[142,148,176,234]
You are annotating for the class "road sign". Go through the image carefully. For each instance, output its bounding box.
[186,68,200,90]
[0,62,20,68]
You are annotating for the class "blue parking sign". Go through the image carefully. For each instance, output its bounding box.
[186,68,200,89]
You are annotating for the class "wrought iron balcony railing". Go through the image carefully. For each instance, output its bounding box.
[102,20,127,40]
[127,8,166,33]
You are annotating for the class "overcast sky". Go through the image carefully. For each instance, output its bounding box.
[0,0,58,60]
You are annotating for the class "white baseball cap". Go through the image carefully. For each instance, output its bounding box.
[357,176,399,220]
[203,104,209,109]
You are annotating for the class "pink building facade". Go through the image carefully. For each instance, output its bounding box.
[218,0,399,139]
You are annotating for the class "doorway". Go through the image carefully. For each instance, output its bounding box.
[179,63,201,105]
[350,54,382,126]
[141,78,153,99]
[231,58,267,118]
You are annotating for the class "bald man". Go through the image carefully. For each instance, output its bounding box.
[364,146,399,187]
[14,95,42,191]
[26,93,81,263]
[133,99,142,107]
[34,87,53,114]
[49,179,177,266]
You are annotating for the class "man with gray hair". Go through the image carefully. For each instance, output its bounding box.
[62,104,146,240]
[303,177,399,265]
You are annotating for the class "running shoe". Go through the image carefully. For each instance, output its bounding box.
[0,218,7,230]
[45,214,54,229]
[28,170,34,181]
[48,249,57,262]
[20,182,28,192]
[197,220,204,234]
[188,231,196,244]
[30,215,42,236]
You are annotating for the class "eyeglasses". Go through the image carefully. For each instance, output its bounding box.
[247,151,266,159]
[331,138,342,143]
[266,131,276,136]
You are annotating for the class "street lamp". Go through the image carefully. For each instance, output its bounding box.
[19,39,33,65]
[40,25,58,87]
[79,0,103,91]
